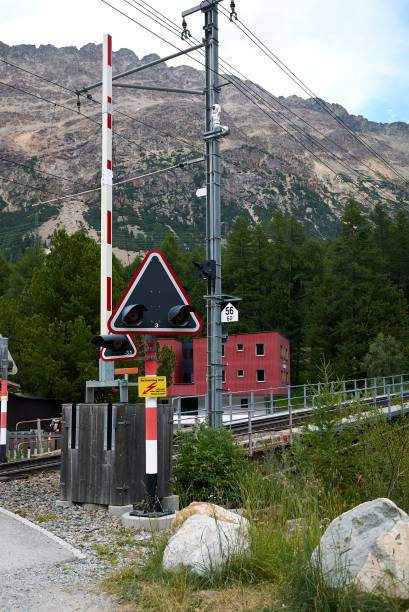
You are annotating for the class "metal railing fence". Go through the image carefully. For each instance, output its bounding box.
[169,373,409,430]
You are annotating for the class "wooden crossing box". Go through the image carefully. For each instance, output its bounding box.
[60,403,173,506]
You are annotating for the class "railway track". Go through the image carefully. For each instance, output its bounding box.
[0,453,61,480]
[2,392,409,476]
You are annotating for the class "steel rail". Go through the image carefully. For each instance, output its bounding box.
[0,453,61,480]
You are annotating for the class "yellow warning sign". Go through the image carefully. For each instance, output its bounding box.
[138,376,167,397]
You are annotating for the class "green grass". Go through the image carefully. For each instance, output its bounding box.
[102,396,409,611]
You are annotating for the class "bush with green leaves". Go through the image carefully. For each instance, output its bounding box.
[172,422,247,507]
[287,369,409,512]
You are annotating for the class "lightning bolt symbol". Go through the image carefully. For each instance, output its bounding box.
[143,381,157,395]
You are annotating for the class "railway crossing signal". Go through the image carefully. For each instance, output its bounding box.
[108,250,202,335]
[91,334,138,361]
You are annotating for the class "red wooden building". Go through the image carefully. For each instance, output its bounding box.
[158,331,290,416]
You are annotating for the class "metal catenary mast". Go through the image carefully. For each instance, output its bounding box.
[183,0,229,427]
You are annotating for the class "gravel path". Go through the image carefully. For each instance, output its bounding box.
[0,471,151,611]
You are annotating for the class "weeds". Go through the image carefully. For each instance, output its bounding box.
[104,374,409,610]
[34,512,57,522]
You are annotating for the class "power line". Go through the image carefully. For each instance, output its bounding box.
[0,175,63,195]
[0,155,93,189]
[1,55,203,157]
[34,156,204,205]
[218,5,408,183]
[126,3,385,185]
[0,79,176,156]
[132,0,406,201]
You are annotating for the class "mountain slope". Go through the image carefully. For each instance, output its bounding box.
[1,41,409,259]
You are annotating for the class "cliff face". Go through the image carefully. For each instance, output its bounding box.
[1,41,409,259]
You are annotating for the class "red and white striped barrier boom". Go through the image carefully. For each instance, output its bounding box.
[100,33,113,336]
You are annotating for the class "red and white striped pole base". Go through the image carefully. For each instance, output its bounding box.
[144,337,159,511]
[0,379,7,463]
[129,336,172,517]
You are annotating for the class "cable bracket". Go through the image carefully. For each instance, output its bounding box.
[181,18,191,40]
[229,1,238,21]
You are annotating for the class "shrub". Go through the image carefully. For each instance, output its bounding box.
[172,423,247,507]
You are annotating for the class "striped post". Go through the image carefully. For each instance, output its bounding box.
[101,33,113,336]
[144,336,159,511]
[99,33,114,382]
[0,337,8,462]
[0,379,7,463]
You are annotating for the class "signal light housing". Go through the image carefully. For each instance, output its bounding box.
[91,334,135,358]
[121,304,147,327]
[194,260,216,281]
[168,305,195,327]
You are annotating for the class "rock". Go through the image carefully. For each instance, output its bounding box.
[171,501,248,531]
[312,498,409,598]
[163,514,249,575]
[286,518,304,533]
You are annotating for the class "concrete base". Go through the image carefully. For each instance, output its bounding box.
[161,495,180,513]
[108,504,133,516]
[121,512,176,532]
[55,500,73,508]
[82,503,106,511]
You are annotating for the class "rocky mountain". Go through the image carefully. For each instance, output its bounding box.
[1,41,409,260]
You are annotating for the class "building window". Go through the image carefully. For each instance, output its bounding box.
[257,369,265,382]
[237,369,244,377]
[280,370,289,384]
[241,398,248,408]
[256,343,264,356]
[221,344,225,357]
[222,370,226,383]
[237,343,244,351]
[280,345,289,360]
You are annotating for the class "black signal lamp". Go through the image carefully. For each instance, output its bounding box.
[91,334,134,357]
[194,260,216,281]
[168,305,195,327]
[121,304,147,327]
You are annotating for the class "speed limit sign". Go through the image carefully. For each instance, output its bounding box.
[221,302,239,323]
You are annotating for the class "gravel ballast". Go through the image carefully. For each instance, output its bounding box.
[0,471,151,611]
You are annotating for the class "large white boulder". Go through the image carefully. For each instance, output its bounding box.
[163,513,249,575]
[312,498,409,598]
[171,501,248,530]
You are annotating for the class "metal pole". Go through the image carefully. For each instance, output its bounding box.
[77,42,206,95]
[36,419,42,454]
[0,337,8,462]
[289,403,293,445]
[177,397,182,429]
[248,410,253,456]
[100,33,114,383]
[204,1,223,428]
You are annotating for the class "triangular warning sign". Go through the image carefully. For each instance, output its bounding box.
[0,334,17,375]
[108,250,202,335]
